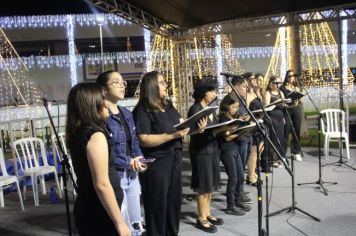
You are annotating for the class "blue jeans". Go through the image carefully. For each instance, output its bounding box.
[220,149,244,206]
[237,138,252,170]
[121,172,143,232]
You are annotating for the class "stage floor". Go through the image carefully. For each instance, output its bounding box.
[0,147,355,236]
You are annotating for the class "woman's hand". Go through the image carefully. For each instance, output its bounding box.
[197,117,208,133]
[116,222,131,236]
[174,127,190,138]
[130,156,147,172]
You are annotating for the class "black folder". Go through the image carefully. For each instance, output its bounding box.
[287,91,305,100]
[204,118,248,132]
[174,106,219,131]
[229,123,258,138]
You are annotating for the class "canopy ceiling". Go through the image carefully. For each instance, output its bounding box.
[0,0,355,29]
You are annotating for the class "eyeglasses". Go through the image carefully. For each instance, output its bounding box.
[288,74,295,78]
[158,80,167,86]
[107,80,127,88]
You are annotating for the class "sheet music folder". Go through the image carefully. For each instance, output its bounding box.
[230,123,258,137]
[174,106,219,130]
[204,118,248,131]
[287,91,305,100]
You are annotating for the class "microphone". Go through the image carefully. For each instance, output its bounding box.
[220,72,238,77]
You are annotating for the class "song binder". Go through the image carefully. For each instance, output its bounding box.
[287,91,305,100]
[174,106,219,131]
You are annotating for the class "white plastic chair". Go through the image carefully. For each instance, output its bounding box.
[12,137,62,206]
[51,132,77,195]
[0,147,24,211]
[320,109,350,160]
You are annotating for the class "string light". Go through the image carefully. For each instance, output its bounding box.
[0,14,130,30]
[215,34,223,88]
[66,15,77,86]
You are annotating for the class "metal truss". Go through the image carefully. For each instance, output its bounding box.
[83,0,176,36]
[180,3,356,37]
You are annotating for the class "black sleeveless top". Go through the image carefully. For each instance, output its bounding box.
[70,126,123,204]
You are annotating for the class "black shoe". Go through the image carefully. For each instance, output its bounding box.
[196,219,217,233]
[225,206,245,216]
[236,202,252,212]
[238,194,253,204]
[207,215,224,225]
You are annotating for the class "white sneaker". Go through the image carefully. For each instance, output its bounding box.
[293,154,303,162]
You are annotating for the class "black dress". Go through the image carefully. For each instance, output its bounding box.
[69,126,123,236]
[188,102,220,193]
[280,86,302,155]
[133,102,183,236]
[267,93,286,158]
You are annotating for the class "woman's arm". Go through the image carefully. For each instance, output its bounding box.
[264,91,271,106]
[137,128,189,147]
[87,132,131,236]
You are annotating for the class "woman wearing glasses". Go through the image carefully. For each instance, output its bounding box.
[132,71,190,236]
[280,70,303,161]
[97,71,147,235]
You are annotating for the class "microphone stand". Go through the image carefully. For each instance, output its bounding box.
[222,73,295,236]
[245,79,269,236]
[42,98,77,236]
[262,84,319,221]
[296,77,338,195]
[319,80,356,171]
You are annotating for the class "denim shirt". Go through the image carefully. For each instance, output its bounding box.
[106,106,143,178]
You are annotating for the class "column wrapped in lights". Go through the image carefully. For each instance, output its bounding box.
[66,15,77,86]
[144,29,151,72]
[215,34,223,89]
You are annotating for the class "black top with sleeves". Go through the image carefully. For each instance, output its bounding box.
[188,102,219,155]
[69,125,123,235]
[218,115,238,151]
[132,102,182,159]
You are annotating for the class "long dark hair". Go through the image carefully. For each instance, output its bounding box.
[219,94,239,120]
[136,71,169,112]
[283,69,298,87]
[96,70,116,87]
[266,75,279,92]
[65,82,106,147]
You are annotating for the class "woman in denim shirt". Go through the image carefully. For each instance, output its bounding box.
[97,71,147,235]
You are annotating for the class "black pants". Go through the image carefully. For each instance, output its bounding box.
[139,150,182,236]
[220,149,244,206]
[284,107,302,154]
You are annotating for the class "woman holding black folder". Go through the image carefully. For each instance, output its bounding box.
[132,71,190,236]
[280,70,303,161]
[188,77,222,233]
[264,75,286,168]
[218,94,251,217]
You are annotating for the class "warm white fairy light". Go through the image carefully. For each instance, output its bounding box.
[279,27,287,77]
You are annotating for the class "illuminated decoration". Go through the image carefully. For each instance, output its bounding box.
[0,28,43,119]
[0,13,130,30]
[134,33,176,98]
[143,29,151,71]
[219,34,244,76]
[266,16,354,106]
[215,34,223,88]
[66,15,77,86]
[0,44,354,71]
